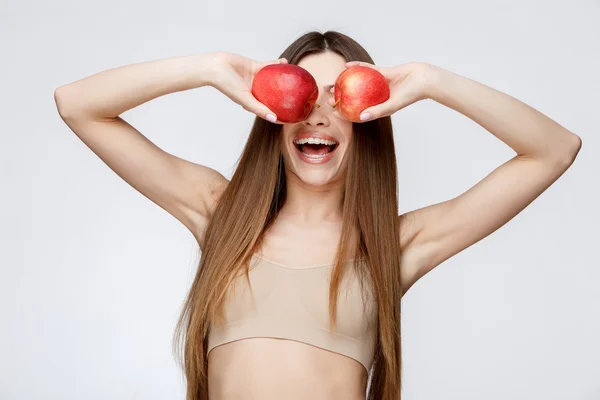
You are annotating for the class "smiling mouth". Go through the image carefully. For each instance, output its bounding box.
[293,141,339,156]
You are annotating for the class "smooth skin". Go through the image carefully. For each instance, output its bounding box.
[342,59,582,290]
[54,49,582,297]
[55,50,581,399]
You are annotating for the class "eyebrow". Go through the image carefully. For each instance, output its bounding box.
[324,84,335,91]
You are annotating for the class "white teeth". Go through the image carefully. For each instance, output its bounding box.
[301,152,331,159]
[293,137,338,145]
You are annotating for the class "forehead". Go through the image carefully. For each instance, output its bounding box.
[297,51,347,84]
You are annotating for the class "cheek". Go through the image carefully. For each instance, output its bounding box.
[280,136,290,157]
[279,136,292,166]
[344,124,354,141]
[280,127,291,151]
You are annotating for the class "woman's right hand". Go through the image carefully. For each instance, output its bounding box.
[208,51,288,124]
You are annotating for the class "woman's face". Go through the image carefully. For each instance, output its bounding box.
[280,51,353,187]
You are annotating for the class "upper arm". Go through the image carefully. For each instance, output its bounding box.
[398,151,579,295]
[56,97,229,242]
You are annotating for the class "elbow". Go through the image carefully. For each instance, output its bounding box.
[54,86,68,118]
[566,133,582,161]
[54,85,78,120]
[555,133,582,169]
[571,133,582,153]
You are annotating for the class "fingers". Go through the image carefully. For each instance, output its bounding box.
[355,92,400,121]
[356,104,385,122]
[238,91,284,124]
[357,99,398,122]
[261,57,288,68]
[345,61,380,71]
[326,93,387,122]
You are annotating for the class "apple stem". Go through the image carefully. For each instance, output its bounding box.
[333,99,341,108]
[308,101,321,108]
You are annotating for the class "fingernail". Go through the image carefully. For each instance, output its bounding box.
[266,114,277,123]
[360,112,371,121]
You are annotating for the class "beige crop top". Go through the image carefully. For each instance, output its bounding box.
[207,253,378,373]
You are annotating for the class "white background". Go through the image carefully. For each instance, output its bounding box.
[1,0,599,399]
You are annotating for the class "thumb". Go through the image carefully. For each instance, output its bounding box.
[239,90,281,124]
[358,102,393,122]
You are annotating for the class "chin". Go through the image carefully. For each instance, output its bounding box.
[296,174,332,186]
[282,146,347,185]
[294,168,345,187]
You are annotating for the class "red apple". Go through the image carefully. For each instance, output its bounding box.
[251,64,320,123]
[333,66,390,122]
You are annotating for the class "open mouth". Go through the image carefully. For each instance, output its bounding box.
[293,140,339,157]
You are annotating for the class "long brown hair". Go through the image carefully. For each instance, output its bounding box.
[173,30,403,400]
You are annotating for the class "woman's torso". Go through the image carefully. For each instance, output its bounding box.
[206,218,372,400]
[208,337,368,399]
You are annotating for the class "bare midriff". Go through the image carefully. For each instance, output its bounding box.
[208,337,369,400]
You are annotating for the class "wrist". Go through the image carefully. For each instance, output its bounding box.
[420,63,444,101]
[193,52,223,88]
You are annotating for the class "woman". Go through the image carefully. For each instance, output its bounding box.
[54,31,581,400]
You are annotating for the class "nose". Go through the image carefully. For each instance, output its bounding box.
[302,97,331,128]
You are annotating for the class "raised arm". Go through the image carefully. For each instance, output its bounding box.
[54,53,229,247]
[399,65,582,293]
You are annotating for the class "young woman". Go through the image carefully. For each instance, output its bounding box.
[54,31,581,400]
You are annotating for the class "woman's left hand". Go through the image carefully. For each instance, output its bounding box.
[327,61,438,122]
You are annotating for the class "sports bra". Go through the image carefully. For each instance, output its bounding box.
[207,253,378,373]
